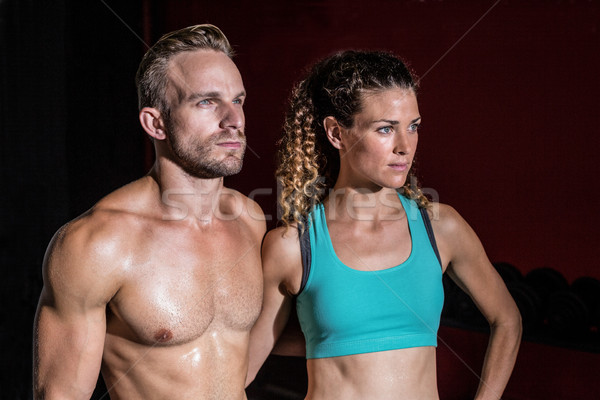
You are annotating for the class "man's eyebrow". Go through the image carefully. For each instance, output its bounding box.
[187,91,221,102]
[187,91,247,103]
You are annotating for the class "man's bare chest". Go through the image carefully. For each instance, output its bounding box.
[106,229,263,346]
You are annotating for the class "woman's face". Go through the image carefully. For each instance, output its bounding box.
[336,88,420,190]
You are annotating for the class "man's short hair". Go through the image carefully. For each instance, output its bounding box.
[135,24,233,114]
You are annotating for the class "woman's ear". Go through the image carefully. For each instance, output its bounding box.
[139,107,167,140]
[324,116,344,150]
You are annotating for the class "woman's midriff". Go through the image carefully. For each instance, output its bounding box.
[305,346,439,400]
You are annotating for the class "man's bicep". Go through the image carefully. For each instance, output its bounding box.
[34,288,107,399]
[34,226,114,399]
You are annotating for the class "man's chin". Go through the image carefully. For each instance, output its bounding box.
[220,164,243,178]
[204,159,244,179]
[223,153,245,171]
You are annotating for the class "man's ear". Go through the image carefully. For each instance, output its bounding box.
[139,107,167,140]
[324,116,344,150]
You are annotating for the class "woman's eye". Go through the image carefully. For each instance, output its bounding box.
[409,123,420,133]
[378,126,392,134]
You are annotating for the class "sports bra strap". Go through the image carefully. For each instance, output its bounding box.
[298,221,311,295]
[420,207,442,267]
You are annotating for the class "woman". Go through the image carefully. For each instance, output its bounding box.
[247,50,521,399]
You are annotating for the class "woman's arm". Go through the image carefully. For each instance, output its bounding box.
[433,204,522,400]
[245,226,304,387]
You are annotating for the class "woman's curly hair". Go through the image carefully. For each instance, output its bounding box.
[278,50,430,228]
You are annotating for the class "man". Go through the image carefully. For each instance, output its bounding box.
[33,24,265,399]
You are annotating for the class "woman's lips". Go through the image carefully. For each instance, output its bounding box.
[388,163,409,171]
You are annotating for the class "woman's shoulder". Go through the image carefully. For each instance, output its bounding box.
[264,224,301,248]
[426,202,478,249]
[262,224,304,291]
[427,202,486,266]
[426,202,465,234]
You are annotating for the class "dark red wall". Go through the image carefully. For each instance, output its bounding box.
[437,326,600,399]
[151,0,599,283]
[151,4,600,399]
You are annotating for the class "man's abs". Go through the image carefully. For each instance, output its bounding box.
[101,327,251,399]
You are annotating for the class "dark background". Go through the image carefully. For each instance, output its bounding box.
[1,0,598,399]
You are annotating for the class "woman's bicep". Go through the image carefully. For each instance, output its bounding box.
[246,227,302,385]
[436,205,519,325]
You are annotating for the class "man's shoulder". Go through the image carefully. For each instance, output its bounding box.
[41,207,137,302]
[47,207,138,268]
[220,187,266,234]
[65,205,144,244]
[45,181,154,274]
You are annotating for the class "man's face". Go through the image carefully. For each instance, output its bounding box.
[163,49,246,179]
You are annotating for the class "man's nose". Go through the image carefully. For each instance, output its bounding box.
[220,103,244,131]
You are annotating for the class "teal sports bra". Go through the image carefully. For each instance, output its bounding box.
[296,194,444,359]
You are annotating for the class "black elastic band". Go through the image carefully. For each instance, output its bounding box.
[298,221,311,295]
[420,207,442,267]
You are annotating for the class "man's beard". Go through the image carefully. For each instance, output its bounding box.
[166,119,246,179]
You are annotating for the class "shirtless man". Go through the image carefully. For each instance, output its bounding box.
[33,24,265,399]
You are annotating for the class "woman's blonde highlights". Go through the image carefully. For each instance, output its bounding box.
[277,51,430,228]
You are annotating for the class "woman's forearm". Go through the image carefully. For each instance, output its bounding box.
[474,317,522,400]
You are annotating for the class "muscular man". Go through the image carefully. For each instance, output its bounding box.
[33,24,265,399]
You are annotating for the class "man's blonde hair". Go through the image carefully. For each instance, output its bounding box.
[135,24,233,114]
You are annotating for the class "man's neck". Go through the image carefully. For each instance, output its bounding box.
[148,160,226,224]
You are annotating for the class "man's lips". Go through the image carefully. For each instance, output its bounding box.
[217,141,242,148]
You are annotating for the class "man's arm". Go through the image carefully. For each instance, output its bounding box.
[433,204,522,400]
[34,221,118,399]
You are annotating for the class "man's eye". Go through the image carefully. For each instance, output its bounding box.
[197,99,211,105]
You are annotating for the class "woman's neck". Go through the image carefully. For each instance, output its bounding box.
[323,186,404,223]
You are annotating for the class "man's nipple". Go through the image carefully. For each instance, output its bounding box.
[154,328,174,343]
